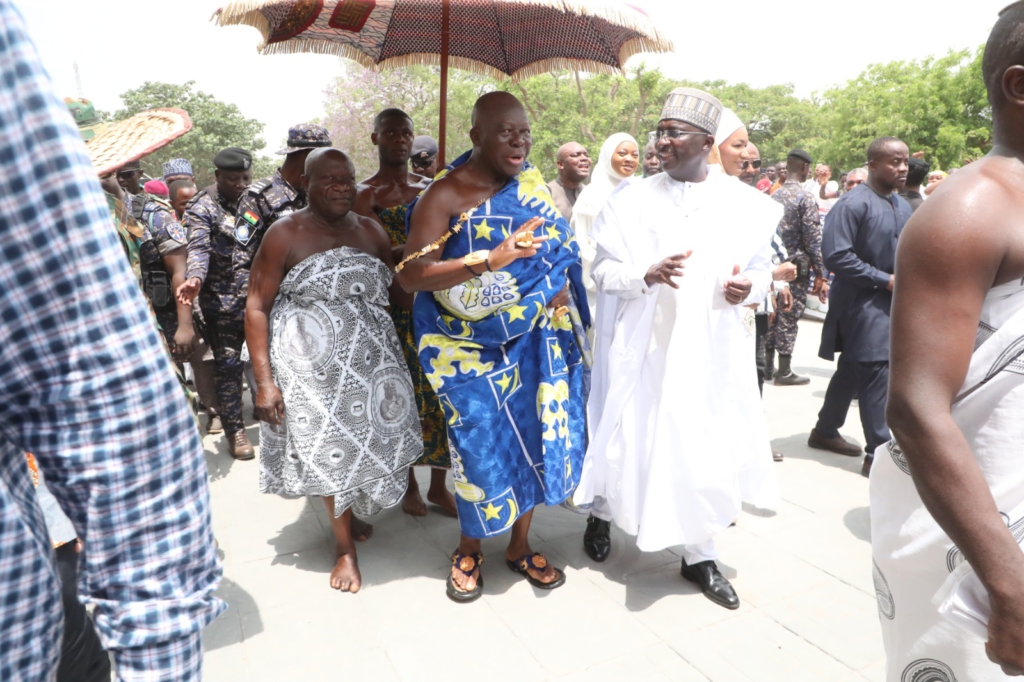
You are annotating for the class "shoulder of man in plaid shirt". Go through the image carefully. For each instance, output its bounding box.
[0,3,224,680]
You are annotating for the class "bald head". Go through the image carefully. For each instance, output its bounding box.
[984,2,1024,107]
[471,91,526,127]
[305,147,353,176]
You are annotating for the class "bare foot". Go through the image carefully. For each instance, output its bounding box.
[351,515,374,542]
[402,471,428,517]
[427,487,458,517]
[330,552,361,592]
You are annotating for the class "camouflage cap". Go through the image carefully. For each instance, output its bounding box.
[276,123,332,155]
[162,158,194,179]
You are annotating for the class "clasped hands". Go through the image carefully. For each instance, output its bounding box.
[644,252,752,304]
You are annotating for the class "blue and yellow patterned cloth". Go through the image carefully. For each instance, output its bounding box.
[409,152,591,538]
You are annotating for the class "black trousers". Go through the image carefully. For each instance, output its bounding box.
[815,354,890,458]
[755,311,769,396]
[55,543,110,682]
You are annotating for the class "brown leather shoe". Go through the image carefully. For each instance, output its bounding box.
[228,431,255,460]
[807,429,862,457]
[861,457,873,478]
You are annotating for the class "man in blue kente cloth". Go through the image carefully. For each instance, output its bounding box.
[397,91,591,603]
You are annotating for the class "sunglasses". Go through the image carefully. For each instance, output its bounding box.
[741,160,762,170]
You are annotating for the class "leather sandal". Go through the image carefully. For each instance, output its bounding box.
[506,552,565,590]
[446,550,484,603]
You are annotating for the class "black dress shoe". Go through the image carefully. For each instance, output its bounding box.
[583,515,611,562]
[680,558,739,610]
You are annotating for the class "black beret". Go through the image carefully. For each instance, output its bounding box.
[214,147,252,171]
[787,148,813,164]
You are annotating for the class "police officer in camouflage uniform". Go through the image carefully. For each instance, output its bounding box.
[232,124,332,296]
[177,148,255,459]
[765,149,826,386]
[117,160,196,361]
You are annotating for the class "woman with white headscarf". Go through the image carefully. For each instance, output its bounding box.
[570,133,639,310]
[709,107,752,178]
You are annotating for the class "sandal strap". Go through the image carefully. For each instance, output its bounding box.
[516,552,548,573]
[451,550,483,577]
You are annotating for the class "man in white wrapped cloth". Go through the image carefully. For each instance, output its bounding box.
[246,148,422,593]
[574,88,782,610]
[870,5,1024,679]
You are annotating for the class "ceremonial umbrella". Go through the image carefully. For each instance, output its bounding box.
[215,0,673,166]
[86,108,193,177]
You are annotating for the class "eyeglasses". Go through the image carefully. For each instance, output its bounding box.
[741,159,762,170]
[648,129,707,143]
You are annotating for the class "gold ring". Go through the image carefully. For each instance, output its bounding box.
[554,305,569,318]
[515,232,534,249]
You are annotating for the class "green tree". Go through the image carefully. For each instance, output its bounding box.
[813,48,989,172]
[114,81,269,187]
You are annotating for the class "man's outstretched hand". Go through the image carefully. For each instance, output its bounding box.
[176,277,201,307]
[724,264,752,305]
[645,251,692,289]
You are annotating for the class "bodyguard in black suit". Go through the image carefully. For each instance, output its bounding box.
[808,137,912,476]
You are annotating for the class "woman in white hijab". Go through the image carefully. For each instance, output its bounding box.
[709,107,752,178]
[570,133,639,309]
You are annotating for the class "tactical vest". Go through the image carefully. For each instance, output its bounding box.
[131,192,176,315]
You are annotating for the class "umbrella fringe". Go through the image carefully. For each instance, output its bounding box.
[214,0,674,81]
[215,2,272,44]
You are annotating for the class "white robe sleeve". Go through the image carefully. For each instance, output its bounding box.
[739,235,774,306]
[592,245,652,299]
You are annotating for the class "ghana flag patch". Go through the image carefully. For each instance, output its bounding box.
[242,210,260,226]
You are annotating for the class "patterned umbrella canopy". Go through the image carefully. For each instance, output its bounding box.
[216,0,673,164]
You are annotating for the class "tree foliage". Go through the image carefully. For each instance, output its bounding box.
[812,48,989,172]
[114,81,273,187]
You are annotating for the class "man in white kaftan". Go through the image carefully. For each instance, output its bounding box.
[574,88,782,610]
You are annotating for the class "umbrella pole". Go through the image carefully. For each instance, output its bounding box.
[438,0,450,169]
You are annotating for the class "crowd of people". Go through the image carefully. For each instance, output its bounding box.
[6,0,1024,679]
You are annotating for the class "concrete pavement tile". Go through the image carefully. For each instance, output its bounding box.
[238,597,383,674]
[219,511,329,565]
[353,527,455,588]
[222,546,337,616]
[769,517,874,596]
[736,499,818,538]
[483,551,658,676]
[665,610,854,681]
[757,581,886,671]
[528,502,589,542]
[556,643,710,681]
[721,540,835,608]
[356,576,545,681]
[201,637,250,679]
[596,562,750,636]
[859,657,888,681]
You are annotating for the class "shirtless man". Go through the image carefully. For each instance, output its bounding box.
[871,6,1024,677]
[247,148,422,592]
[398,92,587,601]
[353,108,459,519]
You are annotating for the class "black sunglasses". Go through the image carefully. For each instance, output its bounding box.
[741,159,762,170]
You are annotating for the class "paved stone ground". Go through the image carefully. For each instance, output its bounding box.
[201,318,886,681]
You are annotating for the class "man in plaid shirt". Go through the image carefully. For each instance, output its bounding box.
[0,3,224,680]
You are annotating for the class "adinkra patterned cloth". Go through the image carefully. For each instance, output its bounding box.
[260,247,423,516]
